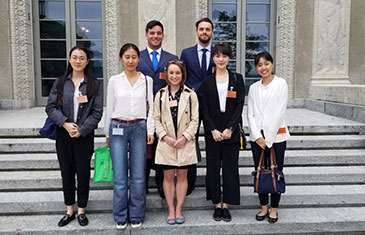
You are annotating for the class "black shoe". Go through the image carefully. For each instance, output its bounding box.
[213,207,223,221]
[268,212,278,223]
[58,213,75,227]
[255,211,268,221]
[222,208,232,222]
[77,213,89,226]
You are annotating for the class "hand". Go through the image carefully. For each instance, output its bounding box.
[174,136,187,149]
[70,130,81,138]
[106,138,110,148]
[163,135,176,147]
[62,122,78,136]
[211,130,223,142]
[255,137,266,149]
[222,129,232,140]
[147,135,154,145]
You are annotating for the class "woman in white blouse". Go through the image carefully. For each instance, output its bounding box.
[247,51,290,224]
[105,43,154,230]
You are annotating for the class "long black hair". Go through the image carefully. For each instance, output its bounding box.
[57,46,97,103]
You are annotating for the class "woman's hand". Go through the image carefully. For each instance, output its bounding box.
[70,130,81,138]
[106,137,110,148]
[63,122,78,137]
[222,129,232,140]
[174,136,187,149]
[163,135,176,147]
[211,129,223,142]
[147,135,154,145]
[255,137,266,149]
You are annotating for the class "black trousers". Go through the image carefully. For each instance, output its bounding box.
[205,139,240,205]
[56,128,94,208]
[251,141,286,208]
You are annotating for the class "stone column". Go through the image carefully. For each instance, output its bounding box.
[138,0,176,54]
[311,0,351,84]
[105,0,120,79]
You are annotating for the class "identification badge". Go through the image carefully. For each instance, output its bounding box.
[227,91,237,98]
[212,67,216,73]
[112,128,124,136]
[159,72,166,80]
[277,127,286,134]
[77,95,88,103]
[169,100,178,107]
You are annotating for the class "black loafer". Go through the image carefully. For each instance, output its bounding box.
[77,213,89,226]
[58,213,75,227]
[213,207,223,221]
[268,212,278,223]
[255,211,268,221]
[222,208,232,222]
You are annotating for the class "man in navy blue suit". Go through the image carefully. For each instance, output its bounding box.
[180,17,215,195]
[137,20,177,197]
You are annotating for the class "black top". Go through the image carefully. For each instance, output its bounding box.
[168,86,183,136]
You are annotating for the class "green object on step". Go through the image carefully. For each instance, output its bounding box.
[93,146,113,183]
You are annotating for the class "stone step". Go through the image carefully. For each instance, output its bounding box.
[0,135,364,153]
[2,166,365,191]
[1,149,365,170]
[1,207,365,234]
[1,185,365,215]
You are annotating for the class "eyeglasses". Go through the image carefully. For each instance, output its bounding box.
[70,56,87,62]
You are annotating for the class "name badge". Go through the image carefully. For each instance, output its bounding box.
[227,91,237,98]
[77,95,88,103]
[212,67,216,73]
[159,72,166,80]
[112,128,124,136]
[169,100,178,107]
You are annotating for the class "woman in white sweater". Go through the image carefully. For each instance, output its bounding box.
[247,51,290,224]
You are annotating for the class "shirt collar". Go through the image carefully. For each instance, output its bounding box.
[197,43,211,52]
[121,71,145,80]
[66,74,86,83]
[147,47,162,55]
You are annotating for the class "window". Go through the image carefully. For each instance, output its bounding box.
[210,0,276,93]
[33,0,104,105]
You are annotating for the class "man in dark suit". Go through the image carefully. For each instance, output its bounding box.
[137,20,177,197]
[180,17,215,195]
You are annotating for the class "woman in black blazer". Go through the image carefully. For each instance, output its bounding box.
[201,43,245,222]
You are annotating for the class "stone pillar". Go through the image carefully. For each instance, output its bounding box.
[138,0,176,54]
[311,0,351,84]
[276,0,296,99]
[105,0,120,80]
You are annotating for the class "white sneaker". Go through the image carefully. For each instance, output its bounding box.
[116,222,127,230]
[130,220,143,229]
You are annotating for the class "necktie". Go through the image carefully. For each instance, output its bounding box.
[151,51,158,71]
[201,48,208,77]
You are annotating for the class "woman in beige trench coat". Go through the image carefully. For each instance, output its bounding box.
[154,59,199,225]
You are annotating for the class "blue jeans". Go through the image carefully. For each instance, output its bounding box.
[109,119,147,223]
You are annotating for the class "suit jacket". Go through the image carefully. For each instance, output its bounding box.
[154,85,199,166]
[180,44,215,95]
[200,70,245,143]
[137,48,178,95]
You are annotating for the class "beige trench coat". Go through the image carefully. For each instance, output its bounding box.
[154,85,199,166]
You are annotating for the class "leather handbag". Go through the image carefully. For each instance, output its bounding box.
[251,147,286,194]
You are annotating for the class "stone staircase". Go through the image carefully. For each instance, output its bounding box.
[0,108,365,234]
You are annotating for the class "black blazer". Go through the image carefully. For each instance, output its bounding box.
[200,70,245,143]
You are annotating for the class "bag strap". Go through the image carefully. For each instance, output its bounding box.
[144,75,149,118]
[255,150,265,192]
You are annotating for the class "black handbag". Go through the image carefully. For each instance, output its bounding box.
[39,106,61,140]
[251,147,286,194]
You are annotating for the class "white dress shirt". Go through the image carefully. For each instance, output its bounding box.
[247,75,290,148]
[104,71,154,137]
[197,44,211,70]
[73,78,84,122]
[147,47,162,62]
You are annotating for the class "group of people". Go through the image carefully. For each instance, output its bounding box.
[45,17,290,229]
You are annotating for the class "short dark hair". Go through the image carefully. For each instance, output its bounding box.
[166,59,187,86]
[145,20,164,33]
[119,43,140,58]
[195,17,213,30]
[254,51,274,67]
[212,42,232,58]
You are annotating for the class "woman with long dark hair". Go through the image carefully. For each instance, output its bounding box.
[201,43,245,222]
[105,43,154,230]
[247,51,290,223]
[46,46,103,227]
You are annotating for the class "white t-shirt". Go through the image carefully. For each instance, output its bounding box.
[216,81,228,112]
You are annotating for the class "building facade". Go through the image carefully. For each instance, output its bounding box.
[0,0,364,109]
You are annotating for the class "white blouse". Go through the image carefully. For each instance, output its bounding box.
[216,81,228,112]
[247,75,290,148]
[104,71,154,137]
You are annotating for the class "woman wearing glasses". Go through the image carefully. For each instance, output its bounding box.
[46,46,103,227]
[154,59,199,225]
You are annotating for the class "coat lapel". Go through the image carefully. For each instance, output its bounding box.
[156,50,167,72]
[161,88,176,138]
[141,49,155,72]
[177,87,189,126]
